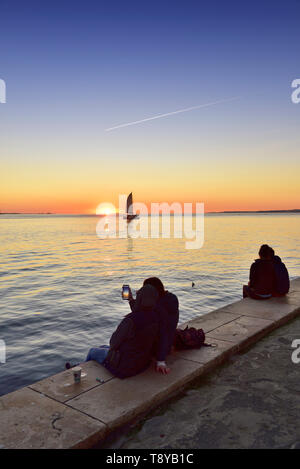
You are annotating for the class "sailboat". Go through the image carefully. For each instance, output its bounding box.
[124,192,139,222]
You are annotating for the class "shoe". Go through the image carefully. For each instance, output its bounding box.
[65,362,79,370]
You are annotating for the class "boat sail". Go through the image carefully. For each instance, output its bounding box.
[124,192,139,221]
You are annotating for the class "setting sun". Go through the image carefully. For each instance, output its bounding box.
[95,202,117,216]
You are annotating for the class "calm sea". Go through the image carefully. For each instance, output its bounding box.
[0,213,299,396]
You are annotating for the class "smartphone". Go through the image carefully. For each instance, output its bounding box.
[122,284,130,300]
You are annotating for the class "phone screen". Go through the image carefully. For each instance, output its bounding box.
[122,285,130,300]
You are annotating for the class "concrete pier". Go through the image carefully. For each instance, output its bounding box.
[1,278,300,449]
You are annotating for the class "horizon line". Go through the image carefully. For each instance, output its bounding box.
[1,208,300,216]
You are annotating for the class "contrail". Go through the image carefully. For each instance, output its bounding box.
[105,96,240,131]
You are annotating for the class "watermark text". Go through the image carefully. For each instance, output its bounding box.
[291,79,300,104]
[291,339,300,364]
[0,340,6,363]
[0,78,6,103]
[96,195,204,250]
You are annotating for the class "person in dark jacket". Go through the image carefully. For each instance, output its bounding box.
[269,248,290,296]
[243,244,276,300]
[87,284,159,379]
[129,277,179,375]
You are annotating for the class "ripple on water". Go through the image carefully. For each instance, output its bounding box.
[0,213,300,395]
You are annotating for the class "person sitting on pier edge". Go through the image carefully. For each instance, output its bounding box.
[86,284,160,379]
[128,277,179,375]
[243,244,289,300]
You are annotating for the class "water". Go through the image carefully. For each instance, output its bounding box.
[0,213,299,396]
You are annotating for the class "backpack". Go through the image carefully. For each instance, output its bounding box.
[273,258,290,295]
[173,325,210,350]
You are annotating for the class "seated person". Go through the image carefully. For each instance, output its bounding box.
[243,244,276,300]
[85,284,160,379]
[129,277,179,374]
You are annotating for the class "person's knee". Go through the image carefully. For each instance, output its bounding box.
[86,347,97,361]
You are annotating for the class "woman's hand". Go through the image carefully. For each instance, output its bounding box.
[128,286,133,301]
[155,361,170,374]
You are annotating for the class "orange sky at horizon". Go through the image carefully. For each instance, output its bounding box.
[2,135,300,214]
[2,191,300,215]
[2,175,300,214]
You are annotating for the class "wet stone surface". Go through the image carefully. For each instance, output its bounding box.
[107,316,300,449]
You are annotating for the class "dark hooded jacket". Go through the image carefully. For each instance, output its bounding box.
[129,291,179,361]
[156,292,179,361]
[249,258,276,295]
[103,308,159,379]
[104,285,160,379]
[272,255,290,295]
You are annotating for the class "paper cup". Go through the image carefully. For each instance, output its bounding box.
[72,366,82,383]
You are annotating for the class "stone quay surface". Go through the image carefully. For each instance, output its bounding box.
[0,278,299,449]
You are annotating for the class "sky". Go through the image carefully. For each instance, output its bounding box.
[0,0,300,213]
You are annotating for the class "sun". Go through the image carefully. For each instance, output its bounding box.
[95,202,116,216]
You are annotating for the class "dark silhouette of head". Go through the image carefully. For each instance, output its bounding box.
[143,277,165,297]
[269,247,275,258]
[259,244,273,260]
[135,284,159,312]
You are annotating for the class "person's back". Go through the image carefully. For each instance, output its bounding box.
[159,290,179,315]
[104,285,159,379]
[272,255,290,296]
[243,244,276,300]
[156,291,179,360]
[249,258,275,295]
[129,277,179,374]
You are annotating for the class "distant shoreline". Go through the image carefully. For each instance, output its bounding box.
[1,209,300,215]
[208,209,300,214]
[0,212,53,215]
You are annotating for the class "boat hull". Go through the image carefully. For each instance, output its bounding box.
[123,214,139,221]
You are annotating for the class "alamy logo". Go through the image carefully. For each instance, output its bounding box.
[291,339,300,364]
[96,195,204,250]
[0,78,6,103]
[0,340,6,363]
[291,79,300,104]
